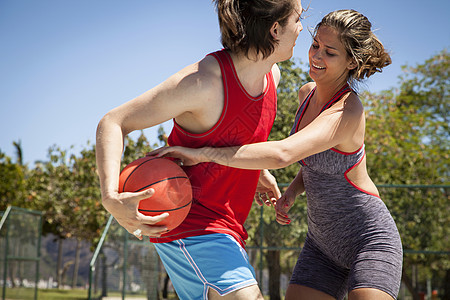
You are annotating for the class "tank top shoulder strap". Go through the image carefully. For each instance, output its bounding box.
[207,49,275,101]
[291,83,351,135]
[207,50,233,79]
[291,87,315,134]
[207,50,233,100]
[319,83,351,113]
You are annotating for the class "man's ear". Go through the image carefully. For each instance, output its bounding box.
[270,21,280,39]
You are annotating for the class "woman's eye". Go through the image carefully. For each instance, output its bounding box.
[312,44,319,49]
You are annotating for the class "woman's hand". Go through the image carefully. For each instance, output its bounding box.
[275,169,305,225]
[101,188,169,240]
[254,169,281,207]
[274,188,297,225]
[147,146,209,166]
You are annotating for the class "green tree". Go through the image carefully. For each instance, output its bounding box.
[0,140,30,210]
[0,151,26,211]
[27,146,78,287]
[363,49,449,299]
[1,126,165,291]
[0,144,30,288]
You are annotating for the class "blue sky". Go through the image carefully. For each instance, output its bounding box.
[1,0,449,165]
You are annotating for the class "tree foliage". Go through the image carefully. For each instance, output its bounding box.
[363,49,449,297]
[0,151,26,210]
[1,128,165,288]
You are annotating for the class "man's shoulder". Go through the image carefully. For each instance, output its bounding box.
[197,54,222,86]
[177,55,222,97]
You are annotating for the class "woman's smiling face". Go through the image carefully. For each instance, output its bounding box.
[308,25,356,84]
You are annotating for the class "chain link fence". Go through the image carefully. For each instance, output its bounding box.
[88,216,166,300]
[0,206,43,300]
[3,184,448,299]
[87,184,448,299]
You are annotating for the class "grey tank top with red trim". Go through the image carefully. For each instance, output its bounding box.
[291,84,381,247]
[290,83,402,260]
[290,84,365,176]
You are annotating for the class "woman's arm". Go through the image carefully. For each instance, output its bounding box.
[286,167,305,197]
[152,93,364,170]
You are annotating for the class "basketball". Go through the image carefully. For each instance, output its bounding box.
[118,156,192,231]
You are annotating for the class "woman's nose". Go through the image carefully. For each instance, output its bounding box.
[313,50,321,60]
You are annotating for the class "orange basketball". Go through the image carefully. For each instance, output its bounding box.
[119,156,192,231]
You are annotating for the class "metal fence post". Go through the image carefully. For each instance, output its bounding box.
[34,211,43,300]
[122,228,128,300]
[1,206,12,300]
[259,204,264,292]
[88,214,114,300]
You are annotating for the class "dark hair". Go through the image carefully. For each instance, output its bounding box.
[214,0,297,59]
[315,9,391,83]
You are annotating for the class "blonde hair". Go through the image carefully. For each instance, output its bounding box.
[315,9,391,84]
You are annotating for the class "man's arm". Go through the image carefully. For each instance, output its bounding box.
[96,56,221,238]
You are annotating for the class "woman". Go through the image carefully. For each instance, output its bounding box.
[96,0,304,298]
[152,9,402,300]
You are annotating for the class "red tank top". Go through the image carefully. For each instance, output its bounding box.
[149,50,277,247]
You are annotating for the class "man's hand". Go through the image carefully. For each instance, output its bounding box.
[102,188,169,240]
[254,169,281,207]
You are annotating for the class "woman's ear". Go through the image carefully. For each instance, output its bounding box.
[347,58,357,70]
[270,21,280,39]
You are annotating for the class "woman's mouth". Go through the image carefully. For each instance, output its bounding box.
[311,63,325,70]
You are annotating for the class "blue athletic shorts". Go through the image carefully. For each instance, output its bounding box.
[154,233,258,299]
